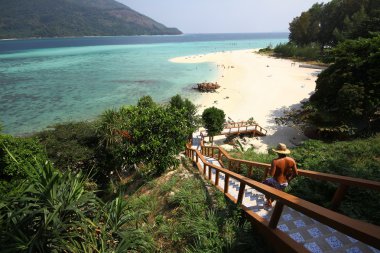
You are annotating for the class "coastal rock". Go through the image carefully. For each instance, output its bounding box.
[194,82,221,92]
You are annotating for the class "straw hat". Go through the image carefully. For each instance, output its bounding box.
[272,143,291,155]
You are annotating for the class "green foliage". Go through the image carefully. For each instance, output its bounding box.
[0,134,47,181]
[288,0,380,48]
[258,44,273,54]
[169,94,200,135]
[113,161,271,252]
[0,0,181,39]
[310,35,380,134]
[137,95,155,108]
[125,102,187,174]
[97,96,198,176]
[291,136,380,224]
[162,170,268,252]
[289,3,323,46]
[202,107,226,138]
[274,42,321,60]
[0,155,144,252]
[36,121,99,172]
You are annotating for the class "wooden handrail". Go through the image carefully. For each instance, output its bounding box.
[201,120,268,138]
[200,144,380,192]
[186,146,380,250]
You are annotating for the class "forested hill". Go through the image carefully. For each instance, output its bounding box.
[0,0,182,39]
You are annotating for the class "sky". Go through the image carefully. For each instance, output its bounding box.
[117,0,331,34]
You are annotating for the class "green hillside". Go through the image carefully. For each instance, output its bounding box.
[0,0,182,39]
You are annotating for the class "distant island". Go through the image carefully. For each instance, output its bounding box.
[0,0,182,39]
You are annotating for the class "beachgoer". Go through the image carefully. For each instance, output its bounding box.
[262,143,298,206]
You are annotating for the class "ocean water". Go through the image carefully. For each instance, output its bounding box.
[0,33,288,135]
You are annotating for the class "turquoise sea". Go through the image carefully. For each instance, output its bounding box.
[0,33,288,135]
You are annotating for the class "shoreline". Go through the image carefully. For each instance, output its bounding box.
[170,49,321,152]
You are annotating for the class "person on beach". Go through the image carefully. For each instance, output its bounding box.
[262,143,298,206]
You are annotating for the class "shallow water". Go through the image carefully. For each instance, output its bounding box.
[0,33,288,135]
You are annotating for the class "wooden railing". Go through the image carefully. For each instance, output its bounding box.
[198,142,380,209]
[224,121,267,134]
[200,121,268,138]
[185,142,380,252]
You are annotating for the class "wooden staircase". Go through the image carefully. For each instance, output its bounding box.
[185,131,380,253]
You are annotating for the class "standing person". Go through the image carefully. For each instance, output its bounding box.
[262,143,298,206]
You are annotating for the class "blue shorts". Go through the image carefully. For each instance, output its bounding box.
[262,177,288,190]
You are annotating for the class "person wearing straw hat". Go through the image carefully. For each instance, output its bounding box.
[262,143,298,206]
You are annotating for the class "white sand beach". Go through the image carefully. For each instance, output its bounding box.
[170,49,321,153]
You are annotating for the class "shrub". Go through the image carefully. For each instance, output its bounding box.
[274,42,321,60]
[36,121,100,172]
[202,107,225,143]
[97,96,197,177]
[0,155,146,252]
[0,134,47,180]
[310,35,380,135]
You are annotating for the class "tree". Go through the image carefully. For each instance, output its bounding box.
[202,107,225,144]
[137,95,155,108]
[289,3,323,46]
[36,122,99,173]
[97,96,194,176]
[288,0,377,48]
[124,98,189,175]
[169,94,200,138]
[309,35,380,135]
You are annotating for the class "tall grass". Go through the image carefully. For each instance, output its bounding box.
[120,162,271,252]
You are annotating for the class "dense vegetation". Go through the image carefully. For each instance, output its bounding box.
[120,159,270,252]
[0,160,137,252]
[267,0,380,138]
[269,0,379,60]
[0,95,272,251]
[288,0,379,48]
[0,0,181,39]
[309,36,380,136]
[230,135,380,225]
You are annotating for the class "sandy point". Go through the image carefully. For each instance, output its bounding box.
[170,49,321,153]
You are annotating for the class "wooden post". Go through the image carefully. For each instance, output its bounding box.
[269,201,284,229]
[228,160,232,170]
[211,147,214,158]
[195,152,198,163]
[248,165,253,178]
[215,170,220,186]
[203,163,207,176]
[208,166,212,180]
[237,182,246,204]
[331,184,349,210]
[224,174,230,193]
